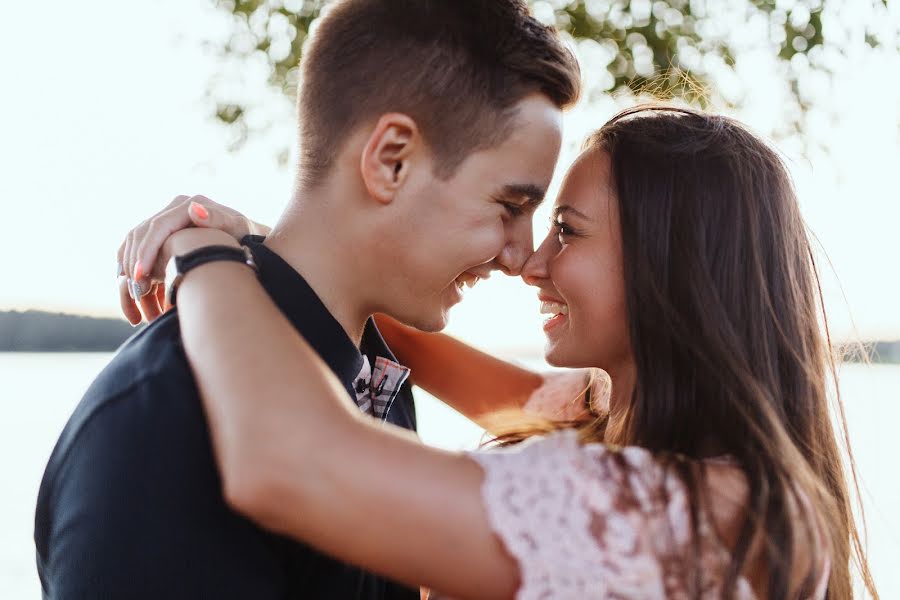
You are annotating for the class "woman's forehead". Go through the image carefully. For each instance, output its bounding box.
[553,149,614,215]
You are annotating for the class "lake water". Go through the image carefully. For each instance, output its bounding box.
[1,354,897,598]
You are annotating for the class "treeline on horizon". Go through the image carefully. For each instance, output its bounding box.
[0,310,898,362]
[0,310,144,352]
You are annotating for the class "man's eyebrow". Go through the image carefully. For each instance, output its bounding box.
[553,205,592,220]
[500,183,547,209]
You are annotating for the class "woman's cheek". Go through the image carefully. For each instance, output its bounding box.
[559,253,615,356]
[551,248,586,305]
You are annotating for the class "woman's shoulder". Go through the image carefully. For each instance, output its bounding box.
[476,428,747,487]
[476,430,751,537]
[468,430,761,599]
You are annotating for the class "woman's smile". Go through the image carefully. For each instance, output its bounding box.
[539,296,569,332]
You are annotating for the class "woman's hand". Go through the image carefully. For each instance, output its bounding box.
[116,194,270,325]
[129,227,242,321]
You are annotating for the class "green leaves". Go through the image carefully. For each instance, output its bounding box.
[206,0,892,150]
[215,104,244,125]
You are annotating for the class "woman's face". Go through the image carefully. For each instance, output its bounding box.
[521,148,632,371]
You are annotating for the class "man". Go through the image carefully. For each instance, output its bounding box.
[34,0,580,597]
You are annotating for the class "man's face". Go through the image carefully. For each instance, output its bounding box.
[382,93,563,332]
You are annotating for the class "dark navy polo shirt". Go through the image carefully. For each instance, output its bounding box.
[34,236,418,599]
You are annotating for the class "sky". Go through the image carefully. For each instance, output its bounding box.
[1,0,899,351]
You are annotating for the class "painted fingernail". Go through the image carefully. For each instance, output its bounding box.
[191,202,209,220]
[132,280,144,300]
[127,278,135,299]
[134,261,144,281]
[117,262,124,277]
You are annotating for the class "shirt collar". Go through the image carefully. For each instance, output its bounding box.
[360,318,400,365]
[241,235,364,391]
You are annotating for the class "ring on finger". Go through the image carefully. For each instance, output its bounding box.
[131,278,152,299]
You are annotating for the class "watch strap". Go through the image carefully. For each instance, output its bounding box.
[168,245,258,306]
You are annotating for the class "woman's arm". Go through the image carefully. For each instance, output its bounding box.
[374,314,545,428]
[375,314,594,427]
[175,245,519,598]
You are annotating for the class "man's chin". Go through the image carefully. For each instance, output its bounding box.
[416,310,450,333]
[396,306,449,334]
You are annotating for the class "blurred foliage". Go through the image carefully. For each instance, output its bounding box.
[208,0,895,150]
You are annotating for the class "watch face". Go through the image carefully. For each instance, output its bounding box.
[164,255,179,289]
[164,255,181,307]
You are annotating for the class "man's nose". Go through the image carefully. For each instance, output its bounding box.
[495,218,535,276]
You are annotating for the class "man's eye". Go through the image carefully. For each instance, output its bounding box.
[503,202,524,217]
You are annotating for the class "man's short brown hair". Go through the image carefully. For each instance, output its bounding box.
[297,0,581,187]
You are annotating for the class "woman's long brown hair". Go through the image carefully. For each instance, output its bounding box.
[497,106,877,598]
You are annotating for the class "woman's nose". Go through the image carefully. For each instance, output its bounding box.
[521,233,553,286]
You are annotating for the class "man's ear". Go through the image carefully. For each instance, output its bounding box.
[360,113,419,204]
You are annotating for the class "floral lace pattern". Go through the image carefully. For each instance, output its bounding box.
[467,430,785,600]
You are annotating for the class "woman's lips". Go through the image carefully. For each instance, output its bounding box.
[539,298,569,332]
[539,300,569,316]
[542,312,568,332]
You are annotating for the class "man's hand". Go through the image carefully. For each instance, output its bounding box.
[116,194,268,325]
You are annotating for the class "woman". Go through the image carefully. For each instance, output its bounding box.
[119,106,876,598]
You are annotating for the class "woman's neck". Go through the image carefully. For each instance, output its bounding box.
[604,360,635,444]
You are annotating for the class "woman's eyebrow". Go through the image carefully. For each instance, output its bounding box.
[553,205,592,220]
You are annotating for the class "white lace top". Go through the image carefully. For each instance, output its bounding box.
[465,429,829,600]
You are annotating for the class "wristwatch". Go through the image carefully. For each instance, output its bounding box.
[164,245,259,307]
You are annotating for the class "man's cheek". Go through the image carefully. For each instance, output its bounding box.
[478,220,507,260]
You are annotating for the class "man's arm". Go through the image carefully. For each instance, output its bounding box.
[36,372,291,599]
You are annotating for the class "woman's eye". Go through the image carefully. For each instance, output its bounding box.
[552,220,574,241]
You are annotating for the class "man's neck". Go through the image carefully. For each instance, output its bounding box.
[262,194,371,346]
